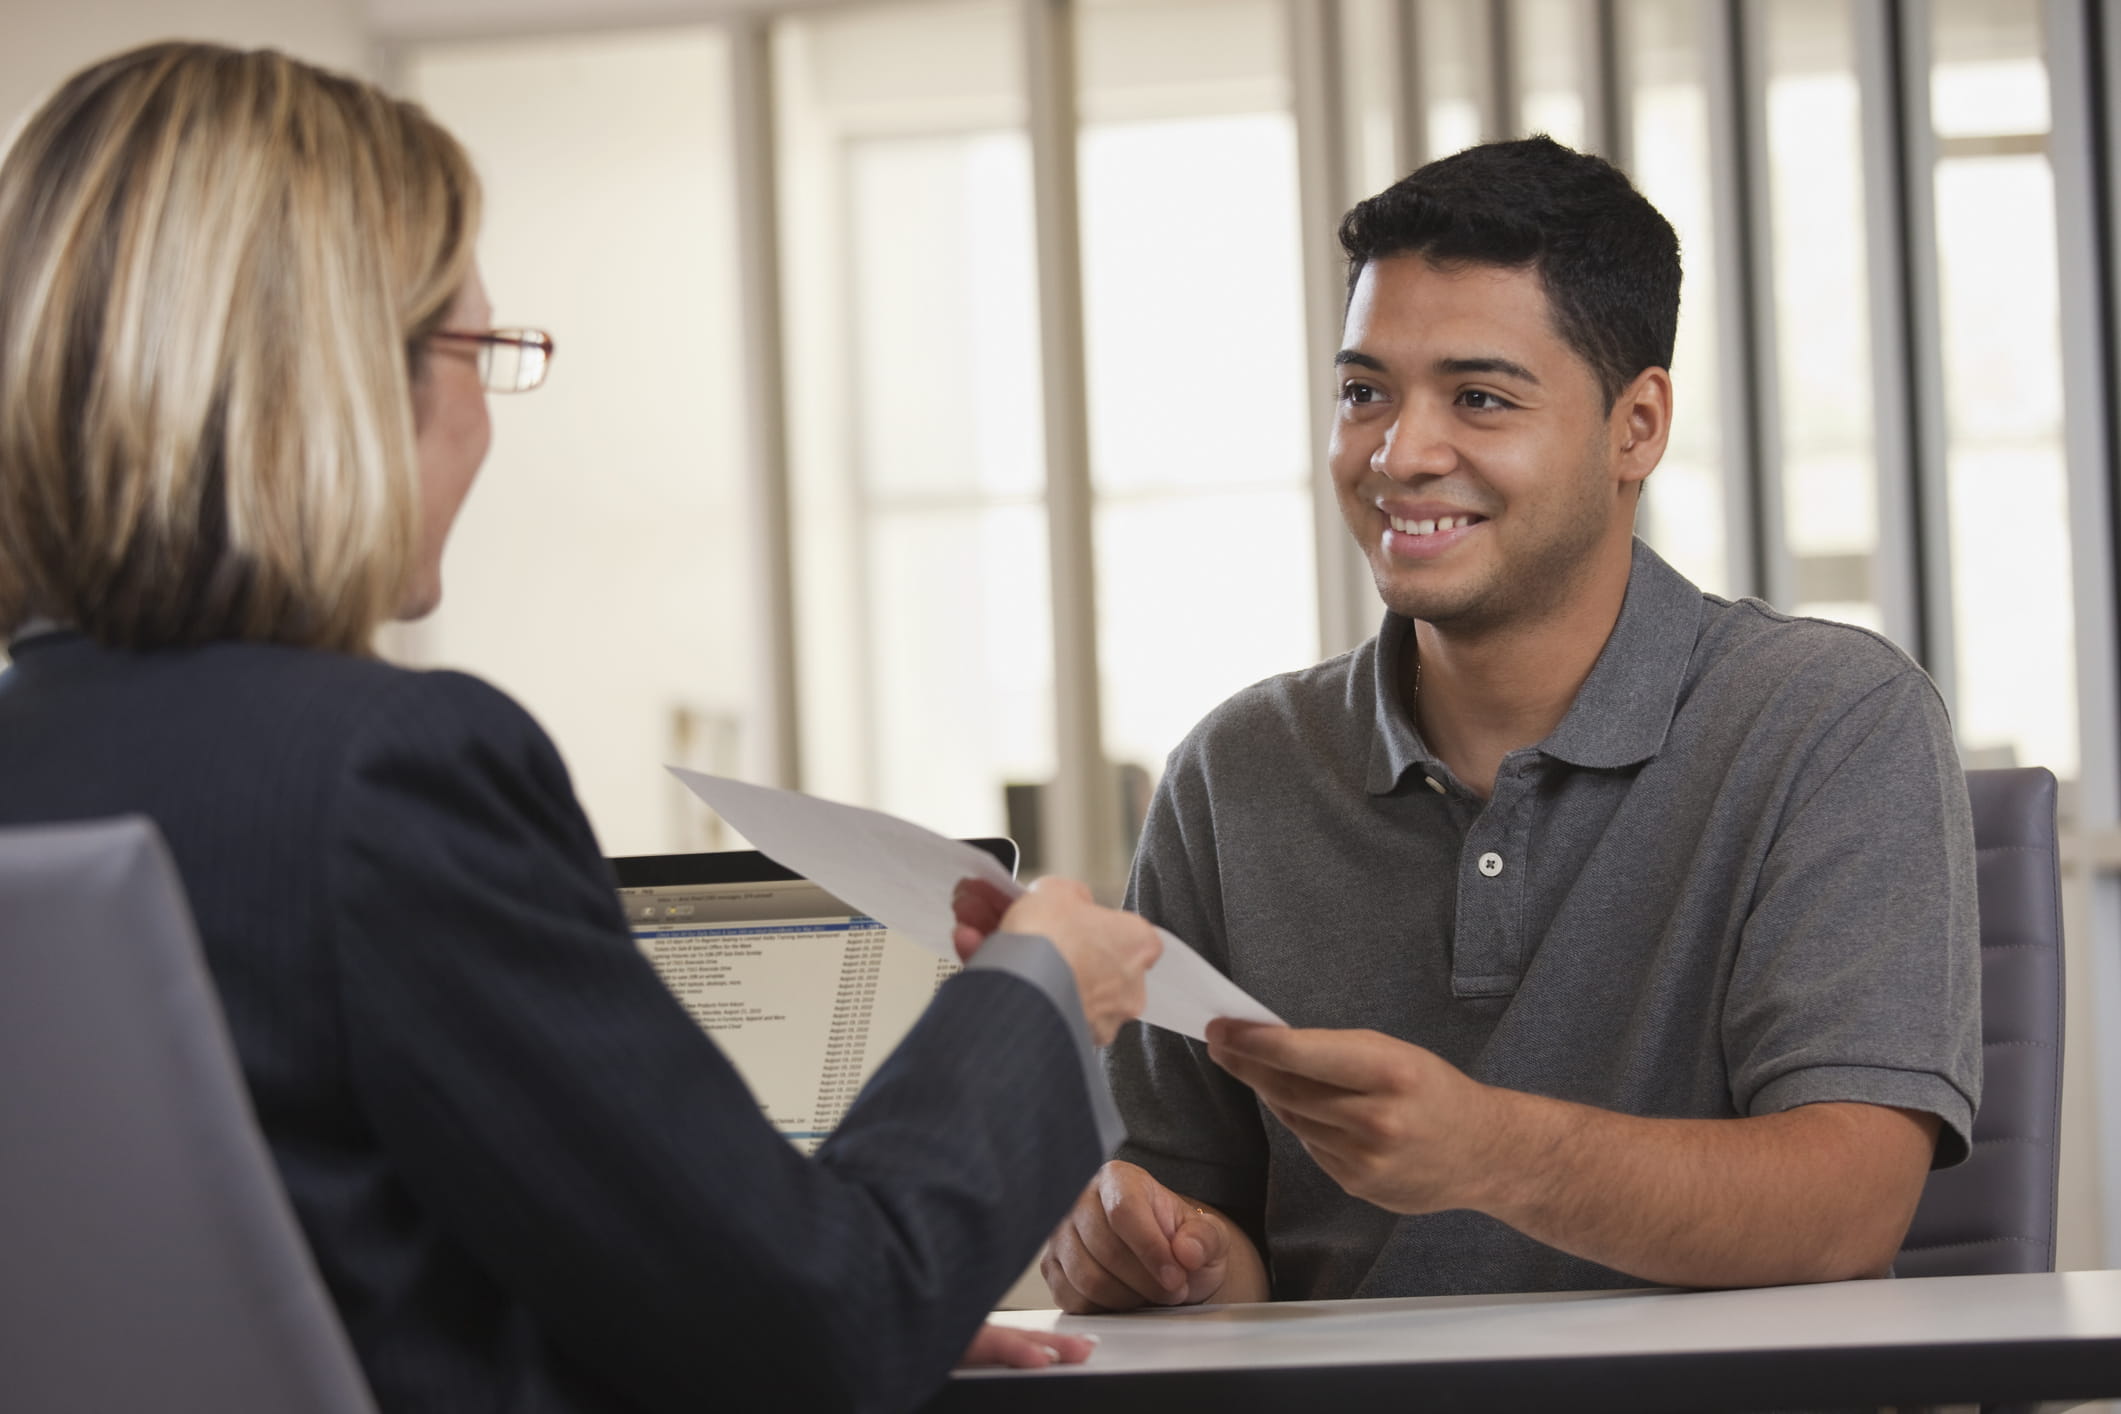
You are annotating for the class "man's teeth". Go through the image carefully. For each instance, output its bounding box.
[1389,514,1478,536]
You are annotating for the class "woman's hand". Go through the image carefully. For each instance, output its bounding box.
[956,1322,1098,1369]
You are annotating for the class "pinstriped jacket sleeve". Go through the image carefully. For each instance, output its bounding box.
[327,669,1106,1414]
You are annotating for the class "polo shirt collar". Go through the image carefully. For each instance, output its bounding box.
[1367,616,1432,794]
[1365,538,1703,794]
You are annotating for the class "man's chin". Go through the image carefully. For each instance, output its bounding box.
[1371,568,1491,629]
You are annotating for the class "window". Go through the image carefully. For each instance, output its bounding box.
[776,1,1049,838]
[1078,0,1317,802]
[1619,0,1731,597]
[1763,0,1885,631]
[1926,0,2079,778]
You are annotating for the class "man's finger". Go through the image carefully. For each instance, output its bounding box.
[1208,1023,1408,1093]
[1103,1171,1194,1296]
[1169,1204,1228,1273]
[1051,1219,1153,1310]
[1213,1046,1369,1124]
[1257,1095,1362,1164]
[1077,1195,1185,1301]
[1041,1247,1093,1314]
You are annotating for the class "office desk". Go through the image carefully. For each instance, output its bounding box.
[933,1270,2121,1412]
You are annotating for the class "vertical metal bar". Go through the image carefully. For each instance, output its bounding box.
[2106,0,2121,745]
[1392,0,1429,173]
[1853,0,1928,664]
[1739,0,1789,608]
[1291,0,1376,660]
[1885,0,1958,702]
[1022,0,1120,891]
[1487,0,1518,139]
[2048,0,2121,830]
[1590,0,1629,169]
[2044,0,2121,1263]
[729,18,804,790]
[1700,0,1768,602]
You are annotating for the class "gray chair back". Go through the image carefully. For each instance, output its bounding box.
[0,817,377,1414]
[1896,766,2064,1278]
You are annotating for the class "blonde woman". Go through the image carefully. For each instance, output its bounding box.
[0,42,1159,1412]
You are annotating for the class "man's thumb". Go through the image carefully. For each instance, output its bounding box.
[1171,1206,1224,1271]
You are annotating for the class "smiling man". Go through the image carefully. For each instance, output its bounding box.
[1042,137,1981,1311]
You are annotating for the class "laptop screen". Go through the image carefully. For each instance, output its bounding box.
[613,841,1015,1154]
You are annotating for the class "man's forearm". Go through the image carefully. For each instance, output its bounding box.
[1468,1094,1940,1288]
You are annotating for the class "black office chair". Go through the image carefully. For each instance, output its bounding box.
[0,816,378,1414]
[1896,766,2064,1278]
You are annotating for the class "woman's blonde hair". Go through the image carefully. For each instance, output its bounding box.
[0,42,480,652]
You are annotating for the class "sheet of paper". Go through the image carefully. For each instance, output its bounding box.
[668,768,1284,1040]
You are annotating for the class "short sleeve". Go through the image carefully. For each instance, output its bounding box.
[1722,666,1982,1167]
[1109,742,1273,1241]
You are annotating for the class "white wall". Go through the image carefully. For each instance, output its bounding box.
[0,0,371,138]
[398,27,759,859]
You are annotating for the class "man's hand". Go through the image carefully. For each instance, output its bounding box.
[1204,1020,1501,1213]
[951,877,1161,1046]
[956,1322,1098,1370]
[1204,1019,1942,1288]
[1041,1160,1271,1313]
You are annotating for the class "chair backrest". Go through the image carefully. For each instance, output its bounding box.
[1896,766,2064,1278]
[0,817,377,1414]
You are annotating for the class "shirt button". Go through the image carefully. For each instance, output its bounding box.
[1478,851,1504,877]
[1424,776,1446,794]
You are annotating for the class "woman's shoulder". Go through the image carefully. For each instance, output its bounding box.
[212,644,561,776]
[16,636,565,777]
[183,640,537,728]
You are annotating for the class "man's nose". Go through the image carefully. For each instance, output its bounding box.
[1374,403,1454,482]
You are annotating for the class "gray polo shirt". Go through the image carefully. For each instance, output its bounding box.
[1111,539,1980,1300]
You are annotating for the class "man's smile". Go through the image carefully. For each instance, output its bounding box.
[1387,513,1486,536]
[1378,504,1490,560]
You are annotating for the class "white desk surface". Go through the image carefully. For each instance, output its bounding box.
[934,1270,2121,1412]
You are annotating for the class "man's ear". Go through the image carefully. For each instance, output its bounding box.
[1610,366,1673,491]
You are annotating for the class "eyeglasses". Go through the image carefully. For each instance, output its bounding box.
[429,328,556,394]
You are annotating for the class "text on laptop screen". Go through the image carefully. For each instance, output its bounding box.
[619,876,959,1154]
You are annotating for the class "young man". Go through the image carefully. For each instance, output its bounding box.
[1043,137,1980,1312]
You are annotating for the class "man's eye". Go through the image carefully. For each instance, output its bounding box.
[1341,382,1381,405]
[1457,389,1513,411]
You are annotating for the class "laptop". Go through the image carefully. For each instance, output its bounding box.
[611,839,1018,1155]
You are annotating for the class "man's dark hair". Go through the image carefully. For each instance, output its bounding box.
[1338,136,1680,408]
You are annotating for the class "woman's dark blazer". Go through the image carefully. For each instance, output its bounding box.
[0,630,1105,1414]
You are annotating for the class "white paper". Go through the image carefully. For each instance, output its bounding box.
[668,768,1284,1041]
